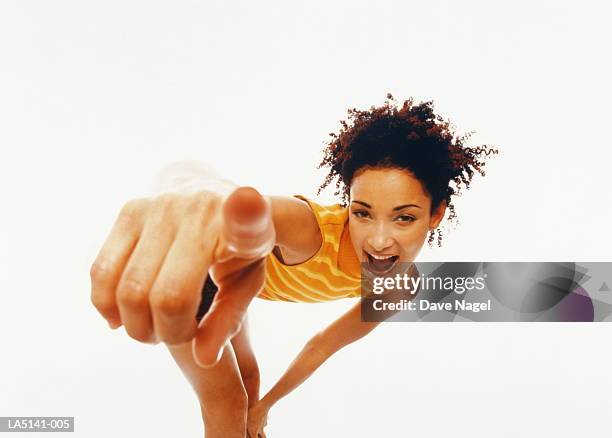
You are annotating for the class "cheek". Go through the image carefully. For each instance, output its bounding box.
[397,226,429,256]
[348,221,367,259]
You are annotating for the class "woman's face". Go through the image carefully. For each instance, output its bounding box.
[348,167,446,275]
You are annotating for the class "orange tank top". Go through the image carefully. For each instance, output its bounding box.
[257,195,362,302]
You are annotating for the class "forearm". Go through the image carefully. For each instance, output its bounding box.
[153,160,320,262]
[260,301,381,410]
[260,338,330,409]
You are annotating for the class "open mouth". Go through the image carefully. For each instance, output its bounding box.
[364,251,399,275]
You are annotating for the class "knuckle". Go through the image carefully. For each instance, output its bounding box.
[188,190,219,218]
[186,193,222,244]
[118,198,148,227]
[152,192,178,210]
[89,258,114,283]
[150,284,191,315]
[146,194,177,227]
[204,189,221,208]
[149,193,198,228]
[117,277,149,308]
[126,328,157,344]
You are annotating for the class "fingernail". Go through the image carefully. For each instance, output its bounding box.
[194,342,226,369]
[216,344,225,362]
[205,347,225,368]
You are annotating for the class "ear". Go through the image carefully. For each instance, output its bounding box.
[429,200,447,230]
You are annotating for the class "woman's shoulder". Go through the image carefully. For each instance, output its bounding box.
[261,196,359,302]
[292,195,348,227]
[267,194,348,267]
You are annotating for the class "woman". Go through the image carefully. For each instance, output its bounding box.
[165,95,498,437]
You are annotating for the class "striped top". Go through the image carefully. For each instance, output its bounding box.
[257,195,362,302]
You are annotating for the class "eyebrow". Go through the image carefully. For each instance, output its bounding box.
[351,200,422,210]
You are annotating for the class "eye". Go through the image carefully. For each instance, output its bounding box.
[352,210,370,219]
[395,215,415,223]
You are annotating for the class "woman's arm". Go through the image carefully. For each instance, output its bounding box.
[246,300,380,436]
[266,300,379,408]
[268,195,322,265]
[155,160,323,266]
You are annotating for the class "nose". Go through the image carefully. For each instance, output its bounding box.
[366,223,394,252]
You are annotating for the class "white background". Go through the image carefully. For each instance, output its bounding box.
[1,1,611,437]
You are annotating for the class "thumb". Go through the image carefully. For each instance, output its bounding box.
[192,257,266,368]
[217,186,275,261]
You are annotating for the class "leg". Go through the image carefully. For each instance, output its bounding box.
[167,341,248,438]
[230,313,261,406]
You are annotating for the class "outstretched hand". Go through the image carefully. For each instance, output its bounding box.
[91,185,275,367]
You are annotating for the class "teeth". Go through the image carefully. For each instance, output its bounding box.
[370,254,394,260]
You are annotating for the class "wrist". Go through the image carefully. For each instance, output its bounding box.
[259,394,275,411]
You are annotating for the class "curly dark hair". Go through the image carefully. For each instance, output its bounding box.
[317,94,499,247]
